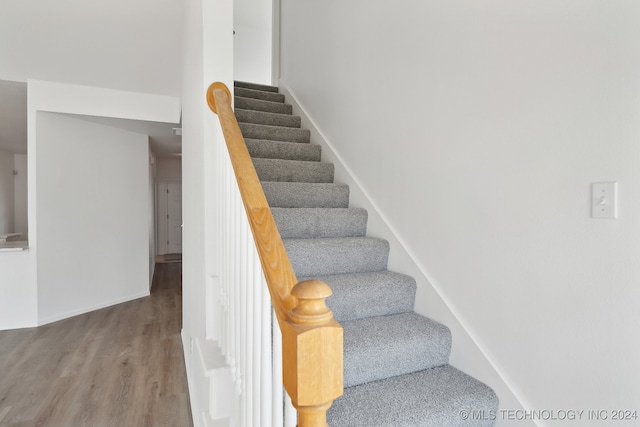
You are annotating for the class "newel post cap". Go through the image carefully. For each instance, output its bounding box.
[290,280,334,326]
[206,82,232,114]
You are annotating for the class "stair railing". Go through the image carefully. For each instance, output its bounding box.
[207,82,343,427]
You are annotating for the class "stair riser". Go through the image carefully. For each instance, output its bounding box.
[234,87,285,103]
[284,238,389,277]
[234,81,279,93]
[236,109,301,128]
[262,182,350,208]
[246,139,321,162]
[342,313,452,388]
[240,123,310,144]
[306,271,417,322]
[272,208,368,239]
[253,158,334,183]
[327,366,499,427]
[235,96,293,115]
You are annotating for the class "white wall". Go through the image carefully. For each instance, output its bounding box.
[36,112,150,324]
[0,149,14,233]
[234,0,272,84]
[0,251,37,329]
[0,0,181,97]
[13,154,28,238]
[279,1,640,425]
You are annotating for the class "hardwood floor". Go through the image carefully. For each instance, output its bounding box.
[0,263,193,427]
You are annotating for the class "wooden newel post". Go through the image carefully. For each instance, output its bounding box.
[282,280,344,427]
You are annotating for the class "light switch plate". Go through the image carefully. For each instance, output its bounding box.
[592,182,617,219]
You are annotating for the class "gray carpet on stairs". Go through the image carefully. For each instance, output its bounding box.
[304,271,417,322]
[234,86,284,103]
[284,237,389,277]
[240,122,310,143]
[253,157,335,183]
[341,312,452,388]
[233,81,498,426]
[246,138,321,161]
[327,365,499,427]
[236,108,301,128]
[262,182,350,208]
[271,207,368,239]
[235,96,293,115]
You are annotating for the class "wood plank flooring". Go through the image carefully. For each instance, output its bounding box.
[0,263,193,427]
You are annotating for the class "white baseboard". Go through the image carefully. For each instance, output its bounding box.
[203,413,229,427]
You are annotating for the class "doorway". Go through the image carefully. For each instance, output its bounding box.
[157,181,182,255]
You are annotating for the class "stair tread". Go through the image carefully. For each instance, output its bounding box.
[235,108,301,128]
[235,96,293,115]
[253,157,334,183]
[234,87,284,103]
[341,312,451,387]
[301,270,416,322]
[246,139,321,161]
[327,364,499,427]
[234,80,279,93]
[262,182,350,208]
[272,207,367,239]
[239,122,310,143]
[284,236,389,277]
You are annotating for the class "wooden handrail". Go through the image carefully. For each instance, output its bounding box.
[207,82,343,427]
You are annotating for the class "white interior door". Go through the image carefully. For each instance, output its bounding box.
[157,182,182,255]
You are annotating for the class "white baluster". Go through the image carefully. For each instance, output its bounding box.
[245,230,254,427]
[272,308,284,426]
[260,272,274,427]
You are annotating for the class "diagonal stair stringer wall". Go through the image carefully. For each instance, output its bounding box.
[278,80,533,427]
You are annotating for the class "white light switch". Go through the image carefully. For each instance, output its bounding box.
[592,182,617,219]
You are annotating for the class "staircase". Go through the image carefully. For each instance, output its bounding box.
[233,81,499,426]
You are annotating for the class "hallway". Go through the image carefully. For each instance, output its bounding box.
[0,263,193,427]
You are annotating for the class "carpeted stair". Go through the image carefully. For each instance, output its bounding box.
[234,80,499,426]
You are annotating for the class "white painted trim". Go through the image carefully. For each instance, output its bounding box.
[28,79,181,123]
[37,291,150,326]
[278,81,532,425]
[183,329,204,427]
[271,0,281,86]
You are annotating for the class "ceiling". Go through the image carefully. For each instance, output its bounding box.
[0,79,181,156]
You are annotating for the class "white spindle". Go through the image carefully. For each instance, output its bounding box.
[260,272,274,427]
[251,253,262,427]
[272,310,284,426]
[245,231,254,426]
